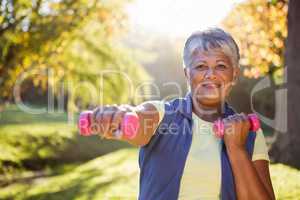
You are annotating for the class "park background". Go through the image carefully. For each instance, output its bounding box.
[0,0,299,199]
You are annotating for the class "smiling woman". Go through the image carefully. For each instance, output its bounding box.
[183,28,240,113]
[80,27,275,200]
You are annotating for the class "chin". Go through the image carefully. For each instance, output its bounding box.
[200,99,221,107]
[195,95,222,107]
[191,88,226,106]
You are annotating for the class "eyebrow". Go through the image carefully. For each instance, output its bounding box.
[192,59,227,65]
[190,61,205,68]
[191,58,207,64]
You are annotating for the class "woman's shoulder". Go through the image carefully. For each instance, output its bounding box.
[142,96,188,116]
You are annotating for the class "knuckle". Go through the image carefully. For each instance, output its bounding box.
[111,113,122,125]
[102,113,112,123]
[95,112,102,123]
[120,104,132,112]
[245,120,251,128]
[116,110,126,120]
[93,107,101,118]
[223,118,229,125]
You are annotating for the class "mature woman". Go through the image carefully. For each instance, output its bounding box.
[90,28,275,200]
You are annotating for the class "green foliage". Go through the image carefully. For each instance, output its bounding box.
[222,0,287,83]
[0,0,151,108]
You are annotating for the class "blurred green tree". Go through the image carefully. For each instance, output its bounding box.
[222,0,287,139]
[0,0,150,111]
[224,0,300,168]
[222,0,287,83]
[269,0,300,169]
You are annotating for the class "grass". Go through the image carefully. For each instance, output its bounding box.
[0,149,300,200]
[0,149,139,200]
[1,104,300,200]
[0,104,131,181]
[270,164,300,200]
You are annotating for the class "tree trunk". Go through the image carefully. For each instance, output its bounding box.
[269,0,300,168]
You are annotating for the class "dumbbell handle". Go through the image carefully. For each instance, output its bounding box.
[213,113,260,138]
[78,111,139,139]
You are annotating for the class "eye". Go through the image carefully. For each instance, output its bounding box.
[194,64,207,70]
[216,64,227,70]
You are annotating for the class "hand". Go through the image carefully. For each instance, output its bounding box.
[91,104,133,139]
[222,113,251,152]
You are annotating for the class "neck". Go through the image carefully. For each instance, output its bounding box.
[192,99,225,122]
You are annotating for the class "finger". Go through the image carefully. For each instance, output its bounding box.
[226,115,234,123]
[240,113,249,126]
[110,108,127,138]
[94,105,112,136]
[233,114,244,131]
[91,106,104,134]
[223,117,234,135]
[92,106,102,124]
[94,105,107,124]
[240,112,248,121]
[223,116,232,127]
[226,114,241,135]
[119,104,134,112]
[226,115,236,125]
[101,106,119,138]
[232,114,242,123]
[240,112,251,131]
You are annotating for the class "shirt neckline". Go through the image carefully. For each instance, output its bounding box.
[192,112,214,124]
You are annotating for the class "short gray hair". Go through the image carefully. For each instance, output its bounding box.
[183,27,240,68]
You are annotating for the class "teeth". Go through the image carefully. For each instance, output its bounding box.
[204,83,216,86]
[203,83,220,88]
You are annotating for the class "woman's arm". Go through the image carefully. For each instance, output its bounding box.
[253,160,276,200]
[223,113,275,200]
[91,103,160,147]
[227,147,275,200]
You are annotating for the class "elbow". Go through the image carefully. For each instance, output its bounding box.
[126,137,150,147]
[137,138,150,147]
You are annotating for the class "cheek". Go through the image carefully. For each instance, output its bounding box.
[189,71,204,85]
[188,70,234,93]
[217,70,234,84]
[219,74,234,95]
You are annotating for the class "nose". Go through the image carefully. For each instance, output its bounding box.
[204,67,217,80]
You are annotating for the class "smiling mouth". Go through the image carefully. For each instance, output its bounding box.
[201,82,222,89]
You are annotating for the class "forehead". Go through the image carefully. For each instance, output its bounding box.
[190,48,232,63]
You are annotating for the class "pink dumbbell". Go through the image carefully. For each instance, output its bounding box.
[78,110,139,139]
[213,113,260,138]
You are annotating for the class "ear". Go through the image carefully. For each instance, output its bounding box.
[184,67,190,80]
[232,67,240,85]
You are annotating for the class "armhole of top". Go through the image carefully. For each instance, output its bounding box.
[141,100,166,135]
[252,128,270,162]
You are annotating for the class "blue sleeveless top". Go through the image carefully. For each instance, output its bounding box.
[138,93,256,200]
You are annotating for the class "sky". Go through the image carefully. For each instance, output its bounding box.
[126,0,246,37]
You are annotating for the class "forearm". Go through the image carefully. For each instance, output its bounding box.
[95,103,159,147]
[121,106,158,147]
[227,147,272,200]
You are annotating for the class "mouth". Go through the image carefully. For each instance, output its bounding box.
[201,82,222,89]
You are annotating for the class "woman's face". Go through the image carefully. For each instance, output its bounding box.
[184,49,239,108]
